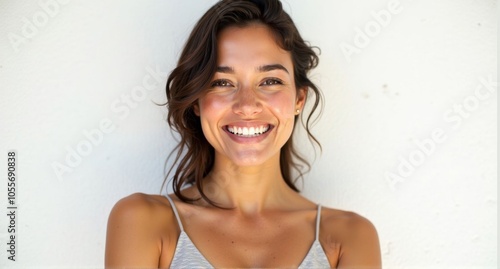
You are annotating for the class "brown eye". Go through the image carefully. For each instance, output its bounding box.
[262,78,283,86]
[211,79,232,87]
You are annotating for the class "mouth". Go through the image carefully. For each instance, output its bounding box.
[225,124,272,138]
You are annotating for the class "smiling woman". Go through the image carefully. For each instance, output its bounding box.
[194,24,305,168]
[105,0,381,268]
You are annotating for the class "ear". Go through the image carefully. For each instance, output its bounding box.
[295,87,307,112]
[193,102,200,116]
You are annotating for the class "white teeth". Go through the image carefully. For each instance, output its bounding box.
[227,125,270,137]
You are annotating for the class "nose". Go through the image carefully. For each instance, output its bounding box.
[232,85,262,116]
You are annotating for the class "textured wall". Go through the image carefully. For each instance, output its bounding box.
[0,0,496,268]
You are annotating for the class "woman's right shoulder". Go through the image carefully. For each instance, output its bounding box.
[112,192,170,208]
[108,192,178,229]
[105,193,180,267]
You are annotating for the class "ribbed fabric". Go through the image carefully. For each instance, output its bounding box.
[165,195,330,268]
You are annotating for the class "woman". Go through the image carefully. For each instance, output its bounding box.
[105,0,381,268]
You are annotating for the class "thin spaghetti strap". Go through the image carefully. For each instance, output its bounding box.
[315,204,322,240]
[165,194,184,231]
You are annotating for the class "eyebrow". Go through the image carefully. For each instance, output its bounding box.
[215,64,289,74]
[258,64,289,74]
[216,66,235,74]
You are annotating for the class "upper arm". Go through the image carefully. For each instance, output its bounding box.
[105,193,162,269]
[337,213,382,269]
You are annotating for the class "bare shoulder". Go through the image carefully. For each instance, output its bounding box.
[320,207,382,269]
[105,193,178,268]
[106,192,179,241]
[321,207,378,237]
[107,193,174,228]
[110,192,171,215]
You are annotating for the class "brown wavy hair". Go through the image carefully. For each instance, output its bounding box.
[163,0,322,206]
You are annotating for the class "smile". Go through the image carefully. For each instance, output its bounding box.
[226,125,271,137]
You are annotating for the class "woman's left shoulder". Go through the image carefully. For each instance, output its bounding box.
[320,206,378,237]
[319,206,382,268]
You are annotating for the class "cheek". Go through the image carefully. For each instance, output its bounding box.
[267,93,296,118]
[198,95,229,118]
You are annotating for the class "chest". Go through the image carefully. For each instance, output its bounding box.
[171,210,319,267]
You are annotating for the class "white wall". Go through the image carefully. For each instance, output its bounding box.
[0,0,496,268]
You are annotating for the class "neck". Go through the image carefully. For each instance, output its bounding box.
[203,153,295,215]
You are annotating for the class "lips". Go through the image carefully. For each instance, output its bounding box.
[225,124,272,137]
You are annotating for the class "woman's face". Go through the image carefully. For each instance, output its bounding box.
[195,24,306,167]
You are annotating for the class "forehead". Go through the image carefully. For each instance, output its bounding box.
[216,24,293,68]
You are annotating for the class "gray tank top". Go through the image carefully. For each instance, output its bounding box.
[165,195,331,268]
